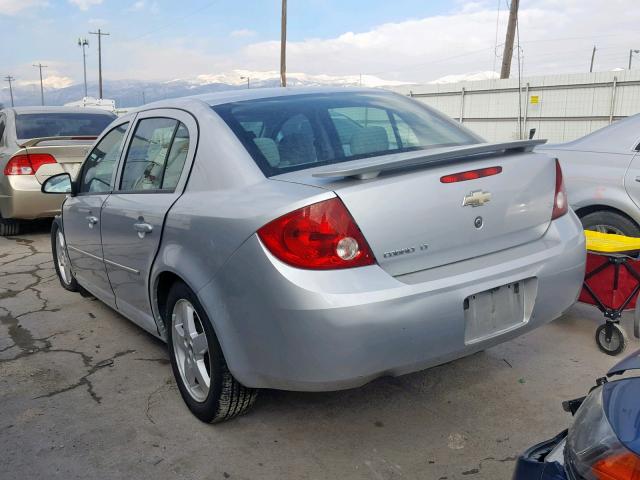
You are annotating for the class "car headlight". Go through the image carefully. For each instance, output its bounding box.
[566,386,640,479]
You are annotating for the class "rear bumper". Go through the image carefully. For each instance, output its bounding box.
[199,211,586,391]
[0,175,65,220]
[512,430,568,480]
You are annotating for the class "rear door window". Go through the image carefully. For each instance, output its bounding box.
[118,118,189,192]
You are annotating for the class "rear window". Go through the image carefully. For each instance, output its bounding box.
[15,112,115,140]
[213,92,479,177]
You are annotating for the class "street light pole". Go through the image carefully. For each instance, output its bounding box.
[78,37,89,98]
[280,0,287,87]
[32,63,48,106]
[240,76,250,89]
[89,29,110,99]
[629,49,640,70]
[4,75,15,107]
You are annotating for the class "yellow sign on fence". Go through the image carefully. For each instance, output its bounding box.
[530,95,540,105]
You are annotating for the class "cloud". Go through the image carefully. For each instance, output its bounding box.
[0,0,46,15]
[68,0,102,11]
[230,29,256,38]
[128,1,144,11]
[28,0,640,86]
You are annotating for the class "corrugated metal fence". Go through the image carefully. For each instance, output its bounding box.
[393,70,640,143]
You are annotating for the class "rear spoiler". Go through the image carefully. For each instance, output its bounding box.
[19,136,98,148]
[312,139,548,180]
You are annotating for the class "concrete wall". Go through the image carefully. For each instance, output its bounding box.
[393,70,640,143]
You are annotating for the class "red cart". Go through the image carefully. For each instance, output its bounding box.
[580,231,640,355]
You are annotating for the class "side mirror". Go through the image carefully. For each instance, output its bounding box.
[41,173,74,195]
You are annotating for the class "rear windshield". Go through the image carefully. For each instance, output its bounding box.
[213,92,479,176]
[15,112,115,140]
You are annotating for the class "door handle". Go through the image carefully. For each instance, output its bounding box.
[133,222,153,238]
[86,215,98,227]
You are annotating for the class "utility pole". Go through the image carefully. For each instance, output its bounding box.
[89,29,110,99]
[32,63,48,106]
[280,0,287,87]
[629,49,640,70]
[4,75,15,107]
[78,37,89,98]
[500,0,519,79]
[590,45,597,73]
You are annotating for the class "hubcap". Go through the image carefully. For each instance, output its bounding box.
[171,299,211,402]
[56,231,72,285]
[588,224,625,236]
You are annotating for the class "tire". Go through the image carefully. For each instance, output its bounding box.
[166,281,257,423]
[0,214,20,236]
[595,323,628,356]
[581,211,640,237]
[51,220,79,292]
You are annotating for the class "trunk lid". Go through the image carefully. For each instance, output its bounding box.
[273,147,556,276]
[17,137,95,183]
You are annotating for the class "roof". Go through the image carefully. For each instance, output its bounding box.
[136,86,393,111]
[3,106,115,116]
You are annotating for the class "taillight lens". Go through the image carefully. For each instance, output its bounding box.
[566,387,640,480]
[3,153,56,175]
[552,159,568,219]
[257,197,376,270]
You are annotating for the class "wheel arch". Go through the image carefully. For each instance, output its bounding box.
[574,204,640,230]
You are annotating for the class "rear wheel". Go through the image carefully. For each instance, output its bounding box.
[595,323,628,356]
[51,220,78,292]
[166,281,257,423]
[581,211,640,237]
[0,214,20,236]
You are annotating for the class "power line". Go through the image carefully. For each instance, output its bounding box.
[124,1,216,42]
[32,63,48,106]
[4,75,15,107]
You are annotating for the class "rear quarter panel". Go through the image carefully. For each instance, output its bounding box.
[545,148,639,224]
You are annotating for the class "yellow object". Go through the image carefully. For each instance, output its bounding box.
[530,95,539,104]
[584,230,640,253]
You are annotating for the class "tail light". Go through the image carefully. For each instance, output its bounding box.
[552,159,568,219]
[257,197,375,270]
[3,153,56,176]
[566,386,640,480]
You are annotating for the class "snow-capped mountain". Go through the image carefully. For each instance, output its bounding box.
[0,70,409,108]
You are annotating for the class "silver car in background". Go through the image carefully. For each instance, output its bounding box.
[539,114,640,236]
[43,88,586,423]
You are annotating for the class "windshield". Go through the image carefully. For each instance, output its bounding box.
[213,92,480,177]
[15,112,115,140]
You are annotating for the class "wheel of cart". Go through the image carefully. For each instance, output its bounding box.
[579,230,640,356]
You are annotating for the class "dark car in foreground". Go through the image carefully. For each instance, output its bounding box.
[513,349,640,480]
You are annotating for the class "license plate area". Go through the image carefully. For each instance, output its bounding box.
[464,279,533,344]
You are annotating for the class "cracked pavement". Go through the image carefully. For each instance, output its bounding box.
[1,225,637,480]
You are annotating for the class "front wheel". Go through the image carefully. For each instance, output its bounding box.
[166,281,257,423]
[595,323,628,356]
[51,220,78,292]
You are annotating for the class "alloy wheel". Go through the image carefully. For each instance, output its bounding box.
[56,231,73,285]
[171,299,211,402]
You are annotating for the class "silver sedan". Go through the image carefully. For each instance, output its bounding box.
[539,114,640,236]
[43,88,586,422]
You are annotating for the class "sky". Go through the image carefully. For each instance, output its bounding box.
[1,0,640,89]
